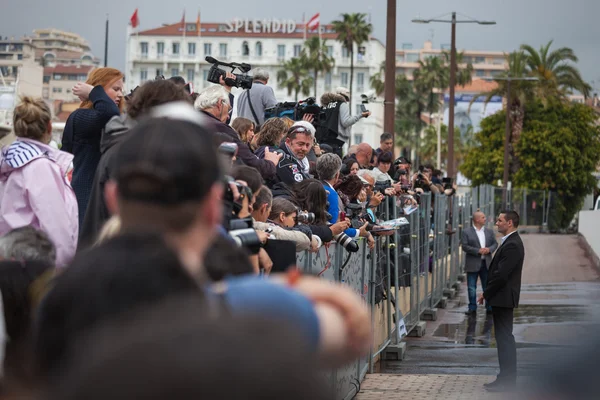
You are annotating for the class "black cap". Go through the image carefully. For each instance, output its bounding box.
[114,117,221,205]
[394,156,411,165]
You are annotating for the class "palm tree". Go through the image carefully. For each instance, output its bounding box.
[442,51,474,87]
[369,61,385,96]
[413,56,448,119]
[303,36,335,98]
[332,13,373,105]
[471,51,536,175]
[277,57,313,101]
[521,40,591,99]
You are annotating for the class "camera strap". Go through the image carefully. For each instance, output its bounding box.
[245,89,261,130]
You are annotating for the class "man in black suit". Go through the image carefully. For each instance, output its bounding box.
[478,210,525,392]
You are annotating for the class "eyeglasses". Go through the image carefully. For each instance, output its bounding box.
[288,126,311,135]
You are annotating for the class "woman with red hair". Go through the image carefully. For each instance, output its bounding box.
[61,67,124,229]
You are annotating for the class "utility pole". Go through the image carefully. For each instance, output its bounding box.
[384,0,397,157]
[104,15,109,67]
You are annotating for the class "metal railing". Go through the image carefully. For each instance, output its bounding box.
[293,184,555,399]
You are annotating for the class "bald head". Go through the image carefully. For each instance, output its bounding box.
[473,211,486,228]
[355,143,373,168]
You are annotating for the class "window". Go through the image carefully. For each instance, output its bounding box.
[157,42,165,56]
[475,56,485,64]
[294,45,302,57]
[43,75,50,84]
[53,74,62,80]
[277,44,286,59]
[204,43,212,56]
[326,46,333,57]
[68,74,78,80]
[188,42,196,55]
[172,43,180,55]
[140,42,148,55]
[219,43,227,57]
[171,68,179,77]
[490,70,502,77]
[78,74,87,81]
[52,87,58,93]
[242,41,249,56]
[402,43,413,50]
[187,69,195,83]
[354,134,363,144]
[325,72,332,90]
[475,70,485,77]
[341,72,348,86]
[357,72,365,91]
[140,69,148,82]
[255,41,263,57]
[406,53,419,62]
[342,47,349,58]
[203,70,209,87]
[17,54,22,60]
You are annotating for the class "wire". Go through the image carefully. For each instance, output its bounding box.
[317,243,332,277]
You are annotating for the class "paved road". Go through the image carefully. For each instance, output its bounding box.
[357,234,600,399]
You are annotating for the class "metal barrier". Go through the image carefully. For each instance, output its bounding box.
[293,184,556,399]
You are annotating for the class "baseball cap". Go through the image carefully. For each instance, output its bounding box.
[394,156,411,165]
[114,116,222,205]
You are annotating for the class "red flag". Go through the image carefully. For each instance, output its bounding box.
[306,13,320,30]
[130,8,139,28]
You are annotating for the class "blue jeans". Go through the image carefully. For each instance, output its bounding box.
[467,260,491,312]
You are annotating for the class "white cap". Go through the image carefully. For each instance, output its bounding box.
[291,120,316,136]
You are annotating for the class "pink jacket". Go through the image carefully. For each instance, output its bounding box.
[0,138,78,267]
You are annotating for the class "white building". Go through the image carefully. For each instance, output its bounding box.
[126,18,386,147]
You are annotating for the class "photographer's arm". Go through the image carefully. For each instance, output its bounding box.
[339,102,362,129]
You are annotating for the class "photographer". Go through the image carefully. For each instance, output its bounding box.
[412,164,440,194]
[194,86,281,180]
[267,125,313,187]
[252,186,319,252]
[316,90,370,157]
[236,68,277,128]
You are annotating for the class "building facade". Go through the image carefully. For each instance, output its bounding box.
[127,18,386,147]
[42,64,94,101]
[396,40,507,79]
[30,28,100,67]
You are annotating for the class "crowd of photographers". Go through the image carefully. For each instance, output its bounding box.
[0,62,457,397]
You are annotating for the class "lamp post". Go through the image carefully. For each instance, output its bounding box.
[384,0,397,157]
[412,12,495,178]
[482,76,538,208]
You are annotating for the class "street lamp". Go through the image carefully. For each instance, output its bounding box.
[482,76,538,208]
[412,12,495,178]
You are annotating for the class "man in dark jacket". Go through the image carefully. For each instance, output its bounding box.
[265,125,312,188]
[194,85,281,179]
[78,80,192,249]
[478,210,525,392]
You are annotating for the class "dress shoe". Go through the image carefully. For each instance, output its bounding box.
[464,310,476,316]
[483,379,502,388]
[485,382,516,392]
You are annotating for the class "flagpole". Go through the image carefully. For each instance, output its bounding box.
[197,10,201,37]
[303,13,306,41]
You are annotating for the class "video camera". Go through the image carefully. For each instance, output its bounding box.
[264,97,326,124]
[205,56,253,89]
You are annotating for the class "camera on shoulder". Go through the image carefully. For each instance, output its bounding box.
[205,56,253,89]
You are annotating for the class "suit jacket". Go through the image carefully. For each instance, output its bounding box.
[461,225,498,273]
[484,232,525,308]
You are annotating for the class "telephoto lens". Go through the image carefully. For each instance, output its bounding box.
[334,233,359,253]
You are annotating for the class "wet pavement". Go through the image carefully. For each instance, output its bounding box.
[383,234,600,376]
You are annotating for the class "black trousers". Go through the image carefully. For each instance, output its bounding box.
[492,306,517,382]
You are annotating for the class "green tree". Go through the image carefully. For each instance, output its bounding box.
[420,123,475,171]
[332,13,373,105]
[461,101,600,230]
[442,51,474,87]
[521,40,592,99]
[303,36,335,98]
[395,75,429,161]
[369,61,385,96]
[277,57,313,101]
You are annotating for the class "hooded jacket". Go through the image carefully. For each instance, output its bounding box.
[0,138,78,267]
[78,115,136,250]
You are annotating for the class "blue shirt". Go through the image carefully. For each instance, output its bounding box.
[213,276,320,351]
[323,182,358,238]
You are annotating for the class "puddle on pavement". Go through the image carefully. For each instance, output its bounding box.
[431,304,591,347]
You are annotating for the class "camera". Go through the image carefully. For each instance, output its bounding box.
[295,210,315,225]
[205,56,253,89]
[334,232,359,253]
[264,96,326,124]
[228,218,262,255]
[221,176,262,254]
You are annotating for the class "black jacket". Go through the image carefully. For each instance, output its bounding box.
[78,115,136,250]
[483,232,525,308]
[263,144,309,188]
[201,111,276,180]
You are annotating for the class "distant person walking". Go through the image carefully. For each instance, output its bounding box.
[478,210,525,392]
[462,211,498,315]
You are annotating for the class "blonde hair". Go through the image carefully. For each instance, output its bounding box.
[94,215,122,247]
[12,96,52,141]
[81,67,124,113]
[281,117,295,130]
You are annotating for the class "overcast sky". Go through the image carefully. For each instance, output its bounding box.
[3,0,599,91]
